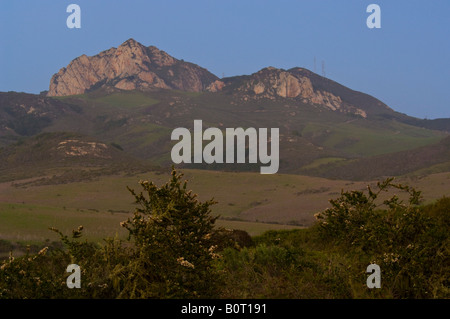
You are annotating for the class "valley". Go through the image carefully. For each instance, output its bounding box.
[0,168,449,246]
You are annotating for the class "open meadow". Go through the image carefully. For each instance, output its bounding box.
[1,168,449,250]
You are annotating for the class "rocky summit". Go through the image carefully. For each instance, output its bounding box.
[48,39,218,96]
[207,67,368,118]
[47,39,395,119]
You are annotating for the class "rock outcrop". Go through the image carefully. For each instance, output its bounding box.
[208,67,368,118]
[47,39,392,118]
[57,139,111,158]
[48,39,218,96]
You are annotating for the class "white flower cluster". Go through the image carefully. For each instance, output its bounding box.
[208,245,220,259]
[177,257,195,269]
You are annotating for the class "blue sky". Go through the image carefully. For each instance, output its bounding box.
[1,0,449,119]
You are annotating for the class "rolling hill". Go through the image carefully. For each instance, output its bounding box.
[302,135,450,180]
[0,131,157,184]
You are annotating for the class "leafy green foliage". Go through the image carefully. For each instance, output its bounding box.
[216,229,354,299]
[0,168,222,299]
[113,169,221,298]
[216,179,449,299]
[0,174,448,299]
[314,178,449,298]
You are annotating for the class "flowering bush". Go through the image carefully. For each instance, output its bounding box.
[112,168,222,298]
[314,178,449,298]
[0,168,222,299]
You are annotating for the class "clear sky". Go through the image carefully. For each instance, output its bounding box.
[1,0,449,119]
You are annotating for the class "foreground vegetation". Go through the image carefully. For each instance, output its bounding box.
[0,170,448,299]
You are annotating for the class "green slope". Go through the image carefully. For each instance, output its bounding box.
[1,89,448,178]
[303,136,450,180]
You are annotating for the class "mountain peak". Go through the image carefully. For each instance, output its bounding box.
[262,66,278,71]
[48,40,218,96]
[121,38,141,46]
[206,66,370,118]
[47,39,391,119]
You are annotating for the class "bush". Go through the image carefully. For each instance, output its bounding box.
[0,168,223,299]
[114,168,222,298]
[217,243,353,299]
[314,178,449,298]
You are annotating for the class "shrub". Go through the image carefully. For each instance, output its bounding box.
[314,178,449,298]
[111,168,222,298]
[0,168,223,299]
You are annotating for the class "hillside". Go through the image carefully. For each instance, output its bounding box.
[0,92,82,144]
[0,132,154,183]
[1,87,447,178]
[302,135,450,180]
[0,39,448,180]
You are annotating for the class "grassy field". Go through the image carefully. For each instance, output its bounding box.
[301,157,346,170]
[0,202,128,243]
[1,168,449,247]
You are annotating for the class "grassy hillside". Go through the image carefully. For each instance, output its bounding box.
[2,89,447,178]
[304,136,450,180]
[0,132,158,183]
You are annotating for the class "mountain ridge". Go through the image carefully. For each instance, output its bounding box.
[45,39,450,128]
[48,38,219,96]
[47,39,394,120]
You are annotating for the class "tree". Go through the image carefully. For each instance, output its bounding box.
[115,168,221,298]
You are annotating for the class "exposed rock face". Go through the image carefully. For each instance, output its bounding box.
[57,139,111,158]
[208,67,368,118]
[47,39,389,118]
[48,39,218,96]
[206,80,226,93]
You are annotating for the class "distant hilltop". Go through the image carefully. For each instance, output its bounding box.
[47,38,394,118]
